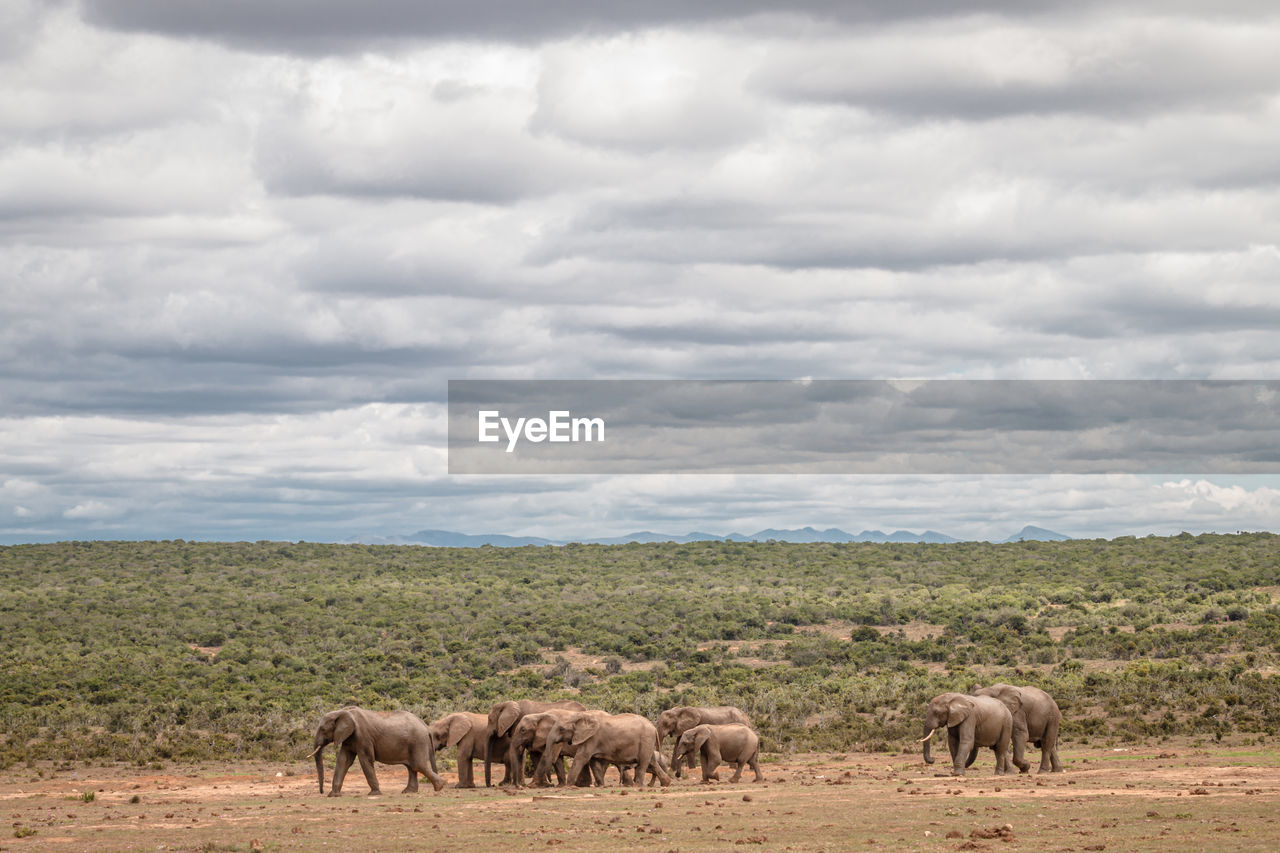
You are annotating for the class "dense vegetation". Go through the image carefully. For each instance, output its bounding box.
[2,533,1279,767]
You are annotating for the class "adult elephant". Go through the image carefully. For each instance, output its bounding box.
[920,692,1012,777]
[656,705,751,778]
[508,709,582,788]
[537,711,671,789]
[672,723,764,783]
[508,712,628,788]
[309,707,445,796]
[973,683,1063,773]
[427,712,490,788]
[486,699,586,787]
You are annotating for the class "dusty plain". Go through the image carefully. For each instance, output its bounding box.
[5,740,1280,852]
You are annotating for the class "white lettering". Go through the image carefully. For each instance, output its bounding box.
[573,416,605,442]
[549,410,570,442]
[478,410,605,452]
[478,411,500,442]
[502,416,526,452]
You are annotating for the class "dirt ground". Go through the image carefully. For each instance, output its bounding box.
[4,741,1280,852]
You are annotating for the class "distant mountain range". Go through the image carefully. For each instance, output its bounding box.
[348,524,1071,548]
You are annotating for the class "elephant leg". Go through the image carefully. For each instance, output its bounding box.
[728,759,744,783]
[634,747,653,789]
[703,744,723,783]
[953,730,974,776]
[749,752,765,782]
[356,750,382,795]
[1044,718,1063,772]
[995,721,1012,776]
[412,749,445,792]
[946,729,961,771]
[457,746,475,788]
[632,750,647,789]
[642,745,670,788]
[570,749,596,787]
[329,746,356,796]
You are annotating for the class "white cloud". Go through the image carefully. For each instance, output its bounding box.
[754,16,1280,118]
[532,32,765,151]
[63,500,122,520]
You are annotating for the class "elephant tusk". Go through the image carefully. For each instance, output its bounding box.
[918,728,936,743]
[307,744,325,758]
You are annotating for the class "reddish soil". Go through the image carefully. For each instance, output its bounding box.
[5,741,1280,851]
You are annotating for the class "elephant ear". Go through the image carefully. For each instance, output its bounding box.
[945,696,973,727]
[332,710,358,747]
[570,715,600,747]
[692,727,712,755]
[496,703,521,737]
[1000,688,1023,715]
[447,714,474,748]
[676,708,701,731]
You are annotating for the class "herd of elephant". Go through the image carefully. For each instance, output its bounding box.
[309,701,762,796]
[308,683,1062,796]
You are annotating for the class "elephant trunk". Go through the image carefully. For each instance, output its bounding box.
[921,726,936,764]
[534,743,558,786]
[485,733,498,787]
[312,737,328,793]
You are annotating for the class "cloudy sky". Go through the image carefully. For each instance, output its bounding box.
[3,0,1279,544]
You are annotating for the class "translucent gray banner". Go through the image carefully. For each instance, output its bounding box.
[447,380,1280,474]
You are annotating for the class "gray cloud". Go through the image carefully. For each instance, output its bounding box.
[76,1,1280,52]
[2,1,1279,542]
[75,1,1057,51]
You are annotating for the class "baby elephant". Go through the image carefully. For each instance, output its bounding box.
[672,724,764,783]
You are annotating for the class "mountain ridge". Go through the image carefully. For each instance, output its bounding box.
[347,525,1071,547]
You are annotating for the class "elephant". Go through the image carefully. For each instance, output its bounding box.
[508,711,647,788]
[574,743,672,788]
[920,692,1012,777]
[508,710,581,788]
[537,711,671,789]
[671,723,764,783]
[426,712,490,788]
[973,683,1063,773]
[656,705,751,778]
[486,699,586,787]
[309,707,445,796]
